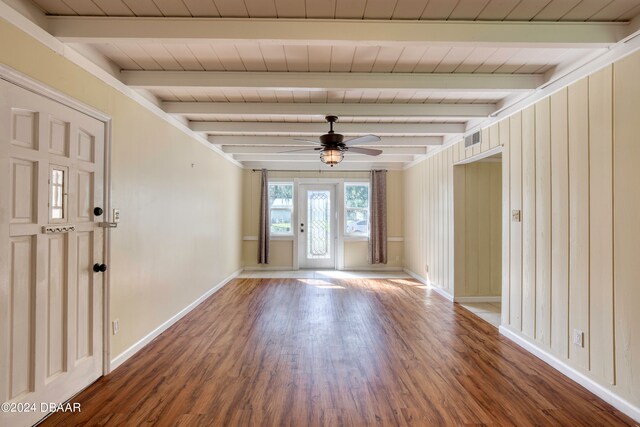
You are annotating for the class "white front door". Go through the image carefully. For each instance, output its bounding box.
[298,184,336,269]
[0,79,105,427]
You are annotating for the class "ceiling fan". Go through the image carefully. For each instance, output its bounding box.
[286,115,382,167]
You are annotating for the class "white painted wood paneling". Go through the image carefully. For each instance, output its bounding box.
[509,112,522,330]
[534,97,551,348]
[612,50,640,406]
[550,88,570,360]
[405,48,640,416]
[567,78,590,370]
[588,65,614,385]
[521,105,536,339]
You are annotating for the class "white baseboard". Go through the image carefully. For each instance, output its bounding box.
[499,326,640,423]
[110,268,242,371]
[403,268,454,302]
[454,296,502,303]
[242,266,295,271]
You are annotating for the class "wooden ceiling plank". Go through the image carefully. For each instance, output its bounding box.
[211,0,248,17]
[533,0,582,21]
[306,0,337,18]
[210,44,246,70]
[307,45,332,72]
[31,0,76,15]
[243,0,277,17]
[120,0,162,16]
[476,0,521,20]
[420,0,459,19]
[259,44,288,71]
[187,43,225,70]
[363,0,399,19]
[449,0,493,20]
[234,44,268,71]
[151,0,192,16]
[181,0,220,17]
[283,45,310,72]
[391,0,430,19]
[141,43,184,70]
[350,46,381,72]
[334,0,367,18]
[274,0,306,18]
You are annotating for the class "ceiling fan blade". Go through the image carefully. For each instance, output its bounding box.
[293,138,321,145]
[347,147,383,156]
[343,134,381,146]
[278,147,322,153]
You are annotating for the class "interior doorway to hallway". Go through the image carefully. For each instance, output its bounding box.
[453,151,503,327]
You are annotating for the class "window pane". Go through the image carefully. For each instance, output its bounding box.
[270,209,292,234]
[269,183,293,208]
[345,184,369,235]
[50,168,65,220]
[345,184,368,209]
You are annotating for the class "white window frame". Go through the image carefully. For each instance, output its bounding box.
[268,180,295,238]
[343,181,370,239]
[49,164,68,223]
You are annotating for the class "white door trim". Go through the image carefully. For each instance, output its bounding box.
[0,64,113,375]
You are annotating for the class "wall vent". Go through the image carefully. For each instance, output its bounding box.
[465,131,481,148]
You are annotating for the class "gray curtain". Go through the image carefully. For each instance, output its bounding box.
[369,169,387,264]
[258,169,270,264]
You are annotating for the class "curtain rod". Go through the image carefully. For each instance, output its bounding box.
[251,169,387,173]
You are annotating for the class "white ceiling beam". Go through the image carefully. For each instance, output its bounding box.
[48,17,628,48]
[208,135,443,146]
[233,154,414,162]
[223,146,428,155]
[164,102,495,118]
[123,71,541,92]
[242,161,405,171]
[191,122,464,135]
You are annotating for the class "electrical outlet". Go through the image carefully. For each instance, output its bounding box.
[112,208,120,223]
[572,329,584,347]
[112,319,119,335]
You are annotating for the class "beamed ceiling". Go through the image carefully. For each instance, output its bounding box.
[11,0,640,169]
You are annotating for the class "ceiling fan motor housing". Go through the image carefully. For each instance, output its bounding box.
[320,132,344,146]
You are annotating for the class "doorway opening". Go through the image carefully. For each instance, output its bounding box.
[453,151,503,327]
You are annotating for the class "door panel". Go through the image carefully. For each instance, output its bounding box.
[0,79,105,427]
[298,184,336,269]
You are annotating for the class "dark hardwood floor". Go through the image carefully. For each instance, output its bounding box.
[42,277,636,426]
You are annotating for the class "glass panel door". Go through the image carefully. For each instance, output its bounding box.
[307,190,331,259]
[298,184,336,269]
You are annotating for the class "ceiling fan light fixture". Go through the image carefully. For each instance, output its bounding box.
[320,148,343,167]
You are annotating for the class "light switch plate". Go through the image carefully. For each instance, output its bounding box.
[512,210,522,222]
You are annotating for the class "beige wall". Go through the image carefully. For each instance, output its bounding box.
[404,52,640,409]
[0,20,243,359]
[242,169,403,269]
[453,161,501,297]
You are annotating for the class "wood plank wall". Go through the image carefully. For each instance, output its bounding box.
[403,53,640,409]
